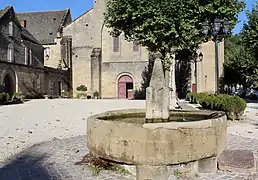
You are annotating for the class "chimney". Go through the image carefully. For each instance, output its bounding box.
[20,20,26,28]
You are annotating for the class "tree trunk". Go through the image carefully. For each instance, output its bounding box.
[165,53,177,109]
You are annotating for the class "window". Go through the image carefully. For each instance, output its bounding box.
[45,47,50,60]
[113,36,119,52]
[45,47,50,56]
[8,21,13,37]
[133,40,139,52]
[25,47,28,65]
[28,49,32,66]
[7,44,14,62]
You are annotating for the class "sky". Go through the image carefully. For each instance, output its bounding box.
[0,0,257,34]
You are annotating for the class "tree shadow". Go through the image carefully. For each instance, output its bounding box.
[0,151,59,180]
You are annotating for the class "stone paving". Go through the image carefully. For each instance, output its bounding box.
[0,134,258,180]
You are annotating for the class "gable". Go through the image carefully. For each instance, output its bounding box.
[17,9,72,45]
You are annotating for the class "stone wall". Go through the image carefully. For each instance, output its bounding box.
[0,61,71,98]
[63,9,94,96]
[193,41,225,93]
[0,15,44,68]
[101,61,148,98]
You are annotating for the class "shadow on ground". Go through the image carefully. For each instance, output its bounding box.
[0,149,58,180]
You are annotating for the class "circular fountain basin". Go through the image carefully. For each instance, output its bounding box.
[87,109,227,166]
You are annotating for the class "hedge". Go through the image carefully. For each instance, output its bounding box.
[187,92,247,120]
[0,92,10,102]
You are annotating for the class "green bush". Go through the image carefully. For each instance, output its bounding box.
[12,92,25,101]
[0,92,10,102]
[76,92,87,99]
[93,91,99,99]
[61,91,73,98]
[76,85,87,92]
[189,92,247,120]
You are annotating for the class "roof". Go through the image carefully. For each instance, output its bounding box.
[21,28,41,44]
[17,9,71,45]
[0,6,11,20]
[0,6,42,45]
[64,8,93,28]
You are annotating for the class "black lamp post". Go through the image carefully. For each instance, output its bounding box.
[202,18,230,93]
[194,52,204,93]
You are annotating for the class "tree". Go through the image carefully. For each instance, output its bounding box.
[224,35,255,88]
[237,2,258,88]
[104,0,245,107]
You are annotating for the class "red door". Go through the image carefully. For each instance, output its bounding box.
[118,75,133,99]
[118,82,126,99]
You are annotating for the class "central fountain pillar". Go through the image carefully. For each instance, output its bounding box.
[146,52,169,122]
[144,52,170,179]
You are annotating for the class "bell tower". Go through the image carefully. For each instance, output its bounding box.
[93,0,108,47]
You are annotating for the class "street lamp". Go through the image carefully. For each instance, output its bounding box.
[202,18,230,93]
[193,52,204,93]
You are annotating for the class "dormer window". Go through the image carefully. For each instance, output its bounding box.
[8,21,13,37]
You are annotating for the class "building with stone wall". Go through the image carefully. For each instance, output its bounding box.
[64,0,149,99]
[0,6,71,98]
[63,0,224,99]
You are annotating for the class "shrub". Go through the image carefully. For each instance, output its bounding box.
[12,92,25,101]
[76,85,87,92]
[76,92,87,99]
[193,92,247,120]
[61,91,73,98]
[93,91,99,99]
[0,92,10,102]
[134,89,146,100]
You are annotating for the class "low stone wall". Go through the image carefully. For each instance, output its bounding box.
[0,61,71,98]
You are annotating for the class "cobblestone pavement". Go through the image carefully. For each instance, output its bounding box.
[0,134,258,180]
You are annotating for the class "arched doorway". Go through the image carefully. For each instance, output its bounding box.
[3,74,15,95]
[118,75,134,99]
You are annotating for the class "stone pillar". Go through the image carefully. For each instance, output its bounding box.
[146,52,169,121]
[91,48,101,95]
[136,165,169,180]
[198,157,217,173]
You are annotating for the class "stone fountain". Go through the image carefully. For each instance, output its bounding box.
[87,53,227,180]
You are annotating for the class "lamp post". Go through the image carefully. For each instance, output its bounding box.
[202,18,230,93]
[194,52,204,93]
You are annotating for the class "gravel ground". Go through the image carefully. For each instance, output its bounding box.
[0,99,145,162]
[1,99,258,180]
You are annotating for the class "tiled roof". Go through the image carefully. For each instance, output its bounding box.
[17,9,71,45]
[0,6,42,45]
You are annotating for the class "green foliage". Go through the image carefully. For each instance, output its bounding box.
[235,2,258,88]
[76,85,87,92]
[187,92,247,120]
[105,0,244,57]
[224,35,256,88]
[76,92,87,99]
[134,89,146,100]
[93,91,99,99]
[61,91,73,98]
[12,92,25,101]
[0,92,10,102]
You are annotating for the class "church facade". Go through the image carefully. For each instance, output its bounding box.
[63,0,224,99]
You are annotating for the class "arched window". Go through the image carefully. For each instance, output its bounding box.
[7,44,14,62]
[8,21,13,36]
[113,36,119,52]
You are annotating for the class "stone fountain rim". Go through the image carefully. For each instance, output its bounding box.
[88,108,226,130]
